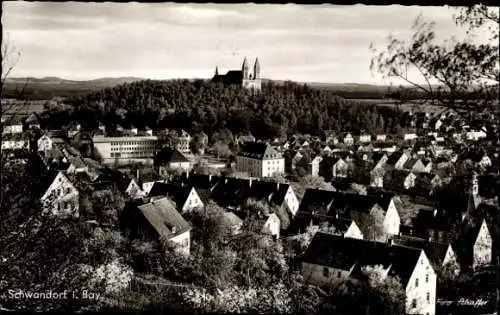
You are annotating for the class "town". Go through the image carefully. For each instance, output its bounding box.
[1,2,498,315]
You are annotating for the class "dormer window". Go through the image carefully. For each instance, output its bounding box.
[415,278,419,287]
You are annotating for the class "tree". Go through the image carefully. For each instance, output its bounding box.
[213,141,231,159]
[190,133,206,155]
[371,5,498,112]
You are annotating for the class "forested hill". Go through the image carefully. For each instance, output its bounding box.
[65,79,408,140]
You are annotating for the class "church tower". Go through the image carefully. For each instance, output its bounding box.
[253,58,260,79]
[242,57,249,80]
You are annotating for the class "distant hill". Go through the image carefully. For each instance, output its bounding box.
[3,76,428,100]
[3,76,146,100]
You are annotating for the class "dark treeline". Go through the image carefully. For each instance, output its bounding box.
[63,80,412,140]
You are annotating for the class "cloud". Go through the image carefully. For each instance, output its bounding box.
[2,2,481,83]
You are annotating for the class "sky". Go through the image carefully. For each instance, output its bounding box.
[1,2,491,84]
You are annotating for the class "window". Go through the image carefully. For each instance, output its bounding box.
[425,273,429,283]
[323,267,329,277]
[412,299,417,309]
[415,278,419,287]
[426,292,430,303]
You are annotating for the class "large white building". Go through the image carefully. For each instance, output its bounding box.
[236,142,284,178]
[92,135,158,164]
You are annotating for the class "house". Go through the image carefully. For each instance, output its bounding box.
[414,173,442,195]
[358,132,372,143]
[315,216,364,240]
[386,151,410,170]
[375,134,387,142]
[459,219,493,271]
[210,178,299,230]
[404,132,418,141]
[1,133,30,150]
[38,148,70,171]
[1,115,24,134]
[236,142,284,178]
[118,177,146,199]
[155,147,191,176]
[148,182,204,213]
[405,158,426,173]
[130,197,191,255]
[308,156,323,177]
[301,233,437,315]
[175,129,191,153]
[391,235,460,274]
[370,166,386,188]
[297,189,401,237]
[385,169,417,191]
[343,132,354,145]
[458,151,492,169]
[37,133,65,152]
[40,171,80,217]
[331,157,349,178]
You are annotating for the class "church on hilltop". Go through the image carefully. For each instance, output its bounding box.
[212,57,261,91]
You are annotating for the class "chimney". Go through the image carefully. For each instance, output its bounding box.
[433,209,437,217]
[276,182,280,190]
[388,238,393,246]
[137,168,140,182]
[171,226,177,234]
[208,174,212,182]
[249,178,252,188]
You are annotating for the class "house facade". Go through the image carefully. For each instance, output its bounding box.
[236,142,284,178]
[40,171,80,217]
[93,135,158,164]
[472,219,493,270]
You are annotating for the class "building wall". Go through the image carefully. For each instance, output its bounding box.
[126,180,146,199]
[182,188,204,213]
[383,200,401,236]
[242,79,262,91]
[405,251,436,315]
[473,221,492,270]
[169,230,191,256]
[2,124,23,134]
[359,135,371,143]
[443,245,460,274]
[93,136,158,163]
[345,222,364,239]
[395,154,410,170]
[261,158,285,178]
[41,172,80,218]
[284,187,299,217]
[332,160,349,178]
[1,140,29,150]
[38,136,53,151]
[302,262,350,286]
[308,162,320,177]
[262,213,280,238]
[236,156,284,178]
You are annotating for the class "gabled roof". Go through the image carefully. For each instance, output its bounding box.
[302,233,423,286]
[155,147,190,164]
[238,142,281,160]
[391,235,452,269]
[137,197,191,240]
[148,182,194,209]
